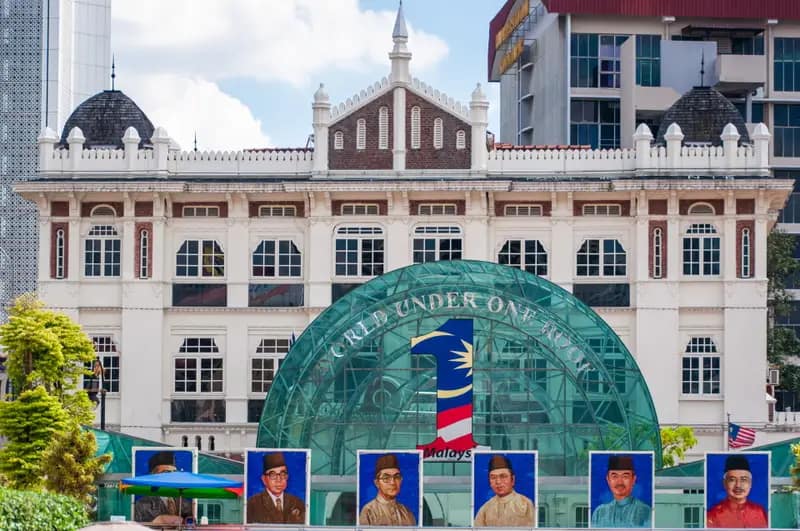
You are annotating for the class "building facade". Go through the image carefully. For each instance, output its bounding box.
[16,7,793,464]
[0,0,110,324]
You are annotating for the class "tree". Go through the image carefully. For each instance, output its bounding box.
[41,424,111,506]
[660,426,698,467]
[0,487,88,530]
[767,230,800,391]
[0,387,67,489]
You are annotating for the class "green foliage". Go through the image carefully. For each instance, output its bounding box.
[0,294,95,403]
[42,424,111,506]
[660,426,698,467]
[0,387,67,490]
[0,487,88,530]
[767,230,800,392]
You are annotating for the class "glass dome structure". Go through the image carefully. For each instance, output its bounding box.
[258,260,661,477]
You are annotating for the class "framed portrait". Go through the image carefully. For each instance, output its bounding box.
[244,448,310,525]
[705,452,770,528]
[589,451,654,529]
[357,450,423,527]
[131,447,197,523]
[471,450,537,528]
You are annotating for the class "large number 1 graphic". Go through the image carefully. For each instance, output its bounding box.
[410,319,479,452]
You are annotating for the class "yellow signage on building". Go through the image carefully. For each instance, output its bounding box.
[498,39,525,75]
[495,0,530,49]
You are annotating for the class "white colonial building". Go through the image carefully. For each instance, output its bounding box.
[16,6,794,461]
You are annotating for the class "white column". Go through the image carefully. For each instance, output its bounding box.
[393,87,406,171]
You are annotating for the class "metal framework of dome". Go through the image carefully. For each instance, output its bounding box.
[59,90,155,149]
[655,86,750,146]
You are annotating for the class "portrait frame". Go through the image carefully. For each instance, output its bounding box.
[588,451,654,529]
[130,446,197,523]
[243,448,311,525]
[357,449,423,527]
[705,451,770,528]
[471,450,538,528]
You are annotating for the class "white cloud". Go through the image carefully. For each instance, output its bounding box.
[112,0,449,85]
[124,74,271,151]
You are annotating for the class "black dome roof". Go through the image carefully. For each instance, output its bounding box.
[655,86,749,146]
[59,90,154,149]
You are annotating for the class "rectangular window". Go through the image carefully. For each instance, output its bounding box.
[570,100,620,149]
[248,284,304,307]
[775,38,800,92]
[572,283,630,307]
[198,503,223,524]
[774,104,800,157]
[247,399,265,422]
[778,172,800,223]
[683,225,720,276]
[684,506,703,528]
[83,336,120,393]
[252,240,301,277]
[251,338,289,393]
[413,226,463,263]
[418,203,457,215]
[582,204,621,216]
[182,206,219,217]
[174,357,223,393]
[599,34,628,88]
[258,205,297,217]
[139,229,150,279]
[341,203,379,215]
[636,34,661,87]
[731,35,764,56]
[682,337,720,396]
[570,33,599,88]
[172,284,227,307]
[335,229,384,277]
[575,506,589,528]
[498,239,548,276]
[170,399,226,422]
[576,239,626,277]
[732,102,764,124]
[503,204,543,216]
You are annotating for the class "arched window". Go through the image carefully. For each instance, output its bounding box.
[90,204,116,217]
[378,106,389,149]
[252,240,301,277]
[181,435,188,447]
[334,131,344,150]
[335,226,384,277]
[652,228,663,279]
[433,117,443,149]
[176,240,225,277]
[356,118,366,150]
[687,202,715,215]
[498,239,548,276]
[683,223,720,276]
[410,106,421,149]
[209,435,215,451]
[84,225,120,277]
[682,337,720,395]
[139,229,150,279]
[55,229,65,279]
[741,228,751,278]
[413,226,462,263]
[576,239,626,277]
[195,435,202,450]
[456,129,466,150]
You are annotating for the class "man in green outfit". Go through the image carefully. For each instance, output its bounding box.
[591,455,651,528]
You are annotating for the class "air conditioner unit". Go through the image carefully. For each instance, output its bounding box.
[768,368,780,386]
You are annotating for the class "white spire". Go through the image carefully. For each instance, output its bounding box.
[389,0,411,84]
[392,0,408,41]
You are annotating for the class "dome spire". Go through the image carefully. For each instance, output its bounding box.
[389,0,411,84]
[392,0,408,41]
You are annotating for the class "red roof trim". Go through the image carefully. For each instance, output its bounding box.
[488,0,518,81]
[540,0,800,20]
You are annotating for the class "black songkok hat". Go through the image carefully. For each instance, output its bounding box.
[374,454,400,476]
[263,452,287,472]
[489,454,513,472]
[724,455,751,473]
[148,451,176,472]
[608,455,635,471]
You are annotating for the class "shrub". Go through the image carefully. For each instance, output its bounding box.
[0,487,88,530]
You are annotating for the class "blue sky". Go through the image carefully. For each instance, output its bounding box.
[111,0,504,150]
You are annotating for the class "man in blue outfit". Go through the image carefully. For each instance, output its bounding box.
[591,455,651,528]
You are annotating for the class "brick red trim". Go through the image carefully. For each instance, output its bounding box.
[736,220,755,278]
[134,222,153,279]
[494,201,552,216]
[135,201,154,217]
[248,201,305,217]
[649,221,667,279]
[679,199,724,215]
[405,92,471,170]
[736,199,755,215]
[81,202,123,217]
[51,201,69,217]
[172,202,229,218]
[573,200,631,216]
[50,222,68,279]
[409,200,466,216]
[331,200,388,216]
[648,200,667,215]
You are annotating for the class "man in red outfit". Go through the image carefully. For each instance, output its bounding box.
[707,455,767,528]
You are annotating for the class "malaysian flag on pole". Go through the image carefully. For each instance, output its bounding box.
[728,422,756,449]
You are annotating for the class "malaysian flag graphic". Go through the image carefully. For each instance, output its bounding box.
[411,319,479,453]
[728,422,756,449]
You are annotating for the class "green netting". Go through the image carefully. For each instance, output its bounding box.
[657,437,800,477]
[258,260,662,476]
